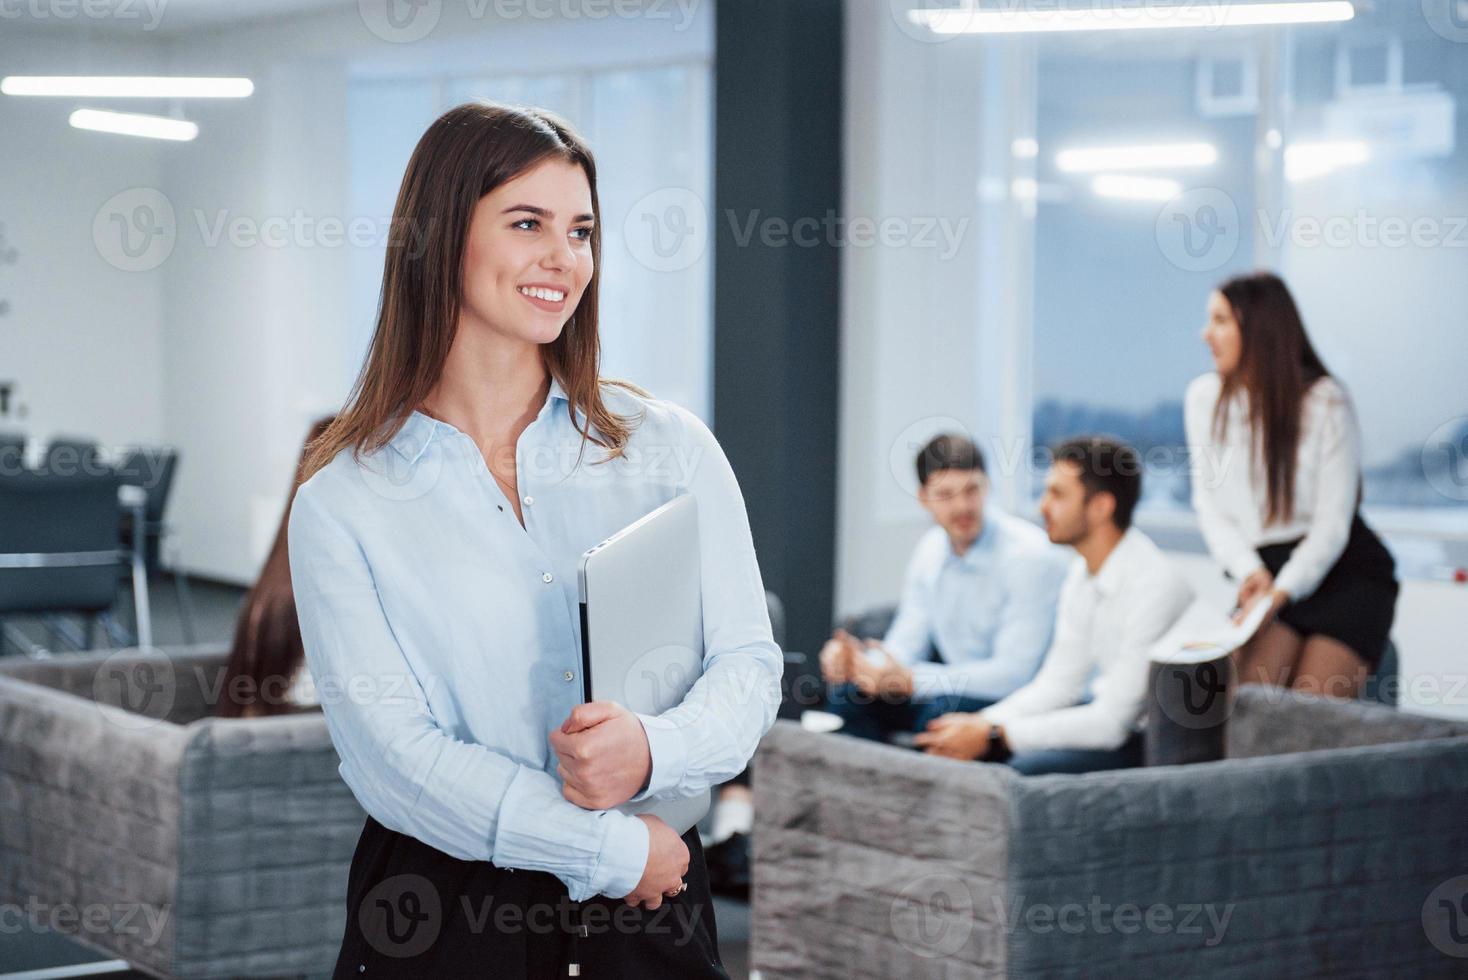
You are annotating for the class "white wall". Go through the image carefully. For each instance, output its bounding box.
[153,4,713,583]
[838,0,1032,616]
[0,29,167,454]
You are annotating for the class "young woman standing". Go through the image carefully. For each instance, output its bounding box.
[289,102,780,978]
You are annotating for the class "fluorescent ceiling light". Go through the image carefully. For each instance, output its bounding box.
[1057,141,1218,173]
[69,108,198,142]
[2,76,253,98]
[1284,140,1369,182]
[910,1,1354,35]
[1092,174,1181,201]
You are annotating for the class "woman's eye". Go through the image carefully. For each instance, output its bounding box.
[571,226,593,241]
[512,218,537,231]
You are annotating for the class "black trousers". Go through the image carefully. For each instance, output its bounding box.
[333,815,727,979]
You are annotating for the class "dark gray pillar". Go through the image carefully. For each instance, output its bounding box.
[714,0,843,666]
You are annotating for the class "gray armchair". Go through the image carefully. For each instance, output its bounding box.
[751,689,1468,978]
[0,646,363,978]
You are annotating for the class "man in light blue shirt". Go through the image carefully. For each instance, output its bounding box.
[821,434,1069,743]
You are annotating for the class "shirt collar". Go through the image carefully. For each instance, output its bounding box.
[944,509,1000,569]
[388,375,570,467]
[1091,527,1139,596]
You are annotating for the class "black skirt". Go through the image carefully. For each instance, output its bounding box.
[1256,513,1399,669]
[332,815,728,980]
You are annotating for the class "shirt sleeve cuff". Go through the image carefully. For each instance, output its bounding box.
[1227,552,1266,582]
[587,811,651,900]
[629,713,689,802]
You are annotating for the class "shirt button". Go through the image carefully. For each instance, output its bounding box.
[523,495,534,506]
[542,572,554,584]
[563,670,575,682]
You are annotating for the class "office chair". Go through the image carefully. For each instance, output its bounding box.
[0,471,129,657]
[116,446,196,643]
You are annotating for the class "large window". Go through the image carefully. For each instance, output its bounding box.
[1018,5,1468,570]
[346,62,713,421]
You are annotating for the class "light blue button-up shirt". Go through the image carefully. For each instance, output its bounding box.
[287,376,783,902]
[880,509,1070,702]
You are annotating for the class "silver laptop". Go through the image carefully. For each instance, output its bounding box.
[577,494,711,834]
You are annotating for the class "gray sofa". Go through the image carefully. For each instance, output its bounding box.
[751,689,1468,978]
[0,645,363,978]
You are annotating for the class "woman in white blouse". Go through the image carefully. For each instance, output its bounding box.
[287,102,780,978]
[1185,271,1398,698]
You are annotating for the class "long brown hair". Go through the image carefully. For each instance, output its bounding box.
[1213,271,1331,524]
[301,101,640,483]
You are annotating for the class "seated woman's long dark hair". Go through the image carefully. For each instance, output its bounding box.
[1213,271,1334,525]
[214,416,334,718]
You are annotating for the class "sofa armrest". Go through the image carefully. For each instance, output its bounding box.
[0,645,232,725]
[0,675,193,973]
[751,720,1014,978]
[1228,686,1468,758]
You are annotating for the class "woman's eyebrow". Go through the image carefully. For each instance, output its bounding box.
[501,204,595,223]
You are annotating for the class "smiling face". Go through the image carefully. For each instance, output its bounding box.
[458,157,596,349]
[1201,289,1243,379]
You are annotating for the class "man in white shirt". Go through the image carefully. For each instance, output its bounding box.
[914,436,1193,774]
[820,434,1070,743]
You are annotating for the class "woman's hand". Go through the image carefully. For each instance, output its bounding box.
[621,814,689,910]
[551,701,652,811]
[1234,567,1274,623]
